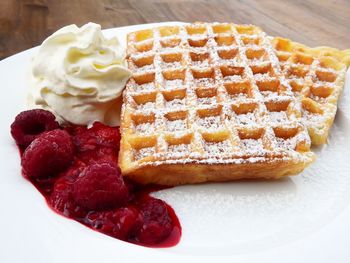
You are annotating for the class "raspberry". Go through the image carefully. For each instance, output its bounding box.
[70,126,98,152]
[21,129,74,179]
[135,199,173,244]
[90,122,121,148]
[72,163,128,210]
[71,122,120,151]
[77,146,119,166]
[50,160,87,218]
[11,109,59,148]
[87,206,141,240]
[69,123,120,166]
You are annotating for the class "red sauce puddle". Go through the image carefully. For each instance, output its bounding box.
[18,124,181,248]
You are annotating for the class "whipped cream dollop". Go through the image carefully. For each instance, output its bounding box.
[28,22,131,126]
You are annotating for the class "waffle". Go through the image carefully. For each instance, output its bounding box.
[119,23,316,185]
[271,37,350,145]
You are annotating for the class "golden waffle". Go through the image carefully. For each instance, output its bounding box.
[271,37,350,145]
[119,23,315,185]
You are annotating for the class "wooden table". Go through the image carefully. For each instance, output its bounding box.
[1,0,349,59]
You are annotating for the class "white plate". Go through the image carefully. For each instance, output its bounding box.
[1,22,350,263]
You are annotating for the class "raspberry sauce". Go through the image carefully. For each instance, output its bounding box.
[29,175,181,248]
[14,119,181,248]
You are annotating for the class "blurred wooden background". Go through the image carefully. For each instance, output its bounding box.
[1,0,349,59]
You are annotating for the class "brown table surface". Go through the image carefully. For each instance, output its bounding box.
[1,0,349,60]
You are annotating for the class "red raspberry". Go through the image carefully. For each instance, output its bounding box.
[135,199,173,244]
[72,163,128,210]
[71,122,120,151]
[50,160,87,218]
[77,146,118,167]
[21,129,74,179]
[87,206,142,240]
[11,109,59,148]
[70,126,98,152]
[90,122,121,148]
[69,123,120,166]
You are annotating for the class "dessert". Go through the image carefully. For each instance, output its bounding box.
[28,22,131,126]
[8,22,350,248]
[271,37,350,144]
[119,23,316,185]
[21,129,74,179]
[10,109,59,148]
[10,111,181,247]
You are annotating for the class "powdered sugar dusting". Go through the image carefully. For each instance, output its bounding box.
[197,115,222,129]
[135,122,155,134]
[268,111,288,124]
[272,36,346,143]
[134,147,155,160]
[122,23,319,168]
[204,140,232,156]
[235,112,257,126]
[241,139,265,154]
[166,119,187,132]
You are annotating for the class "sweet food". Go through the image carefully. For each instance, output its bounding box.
[28,22,131,126]
[10,112,181,247]
[8,22,350,248]
[271,37,350,144]
[119,23,316,185]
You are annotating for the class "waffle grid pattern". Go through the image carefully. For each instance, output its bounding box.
[120,23,314,176]
[271,37,350,144]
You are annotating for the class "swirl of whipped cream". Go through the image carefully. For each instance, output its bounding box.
[28,22,131,126]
